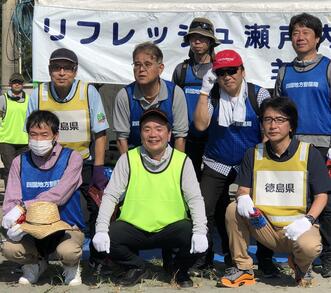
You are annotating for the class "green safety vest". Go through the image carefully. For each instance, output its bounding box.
[0,93,28,144]
[118,147,188,232]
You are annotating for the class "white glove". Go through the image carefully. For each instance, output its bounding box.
[200,68,217,96]
[190,233,208,254]
[2,205,24,229]
[284,217,312,241]
[7,224,27,242]
[92,232,110,253]
[237,194,255,218]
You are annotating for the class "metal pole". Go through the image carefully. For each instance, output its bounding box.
[1,0,18,90]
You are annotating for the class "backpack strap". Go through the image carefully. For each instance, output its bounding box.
[178,59,190,89]
[247,82,260,116]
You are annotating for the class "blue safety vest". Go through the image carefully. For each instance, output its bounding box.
[182,64,208,139]
[125,80,174,146]
[204,84,261,166]
[21,148,85,229]
[281,56,331,135]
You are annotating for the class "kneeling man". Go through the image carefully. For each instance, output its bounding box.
[1,110,85,286]
[220,97,331,288]
[93,108,208,287]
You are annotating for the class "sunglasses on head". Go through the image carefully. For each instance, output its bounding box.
[215,67,240,77]
[189,21,213,33]
[11,80,23,84]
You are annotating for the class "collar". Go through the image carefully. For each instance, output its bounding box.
[265,138,299,161]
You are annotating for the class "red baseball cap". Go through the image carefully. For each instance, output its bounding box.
[212,50,243,70]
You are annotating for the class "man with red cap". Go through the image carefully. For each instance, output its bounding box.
[194,49,271,275]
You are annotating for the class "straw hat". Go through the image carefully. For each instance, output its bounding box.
[20,202,72,239]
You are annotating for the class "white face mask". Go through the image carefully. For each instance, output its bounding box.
[29,139,54,157]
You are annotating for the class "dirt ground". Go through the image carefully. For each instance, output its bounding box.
[1,184,331,293]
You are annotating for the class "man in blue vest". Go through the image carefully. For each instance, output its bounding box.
[172,17,220,180]
[1,110,85,286]
[194,49,273,275]
[0,73,29,188]
[92,108,207,287]
[112,42,188,155]
[274,12,331,278]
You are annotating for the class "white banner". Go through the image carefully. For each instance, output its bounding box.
[33,4,331,88]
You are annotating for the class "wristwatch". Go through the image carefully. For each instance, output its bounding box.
[305,214,316,225]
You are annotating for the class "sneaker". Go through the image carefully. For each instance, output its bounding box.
[258,258,281,278]
[321,263,331,278]
[288,255,316,287]
[218,267,255,288]
[63,263,82,286]
[19,260,47,285]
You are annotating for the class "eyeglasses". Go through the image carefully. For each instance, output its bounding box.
[215,67,239,77]
[190,21,213,33]
[49,64,77,73]
[132,61,159,71]
[263,116,289,124]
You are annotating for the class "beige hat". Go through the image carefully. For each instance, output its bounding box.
[20,202,71,239]
[184,17,220,47]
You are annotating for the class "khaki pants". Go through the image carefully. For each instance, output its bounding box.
[225,202,322,273]
[2,229,84,267]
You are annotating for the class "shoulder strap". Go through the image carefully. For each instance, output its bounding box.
[247,82,260,116]
[178,59,190,89]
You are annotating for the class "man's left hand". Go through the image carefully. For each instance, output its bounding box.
[190,233,208,254]
[92,165,109,190]
[284,217,312,241]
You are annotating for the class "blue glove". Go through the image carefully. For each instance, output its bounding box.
[92,165,109,190]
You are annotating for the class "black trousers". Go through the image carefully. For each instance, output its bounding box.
[199,165,273,265]
[109,219,195,272]
[185,135,207,182]
[0,143,28,188]
[81,162,108,261]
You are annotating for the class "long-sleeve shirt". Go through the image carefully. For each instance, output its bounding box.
[3,143,83,215]
[96,145,207,235]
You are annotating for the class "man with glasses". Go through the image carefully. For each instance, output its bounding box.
[172,17,220,181]
[220,97,330,288]
[194,49,272,275]
[113,42,188,155]
[0,73,29,188]
[274,13,331,278]
[26,48,109,268]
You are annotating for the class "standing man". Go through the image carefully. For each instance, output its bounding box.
[26,48,109,267]
[274,13,331,278]
[2,110,85,286]
[112,42,188,154]
[220,97,330,288]
[194,50,272,275]
[172,17,220,180]
[92,108,207,287]
[0,73,29,188]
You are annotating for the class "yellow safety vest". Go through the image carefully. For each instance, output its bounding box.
[0,93,28,144]
[253,142,309,227]
[38,81,91,159]
[119,147,188,232]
